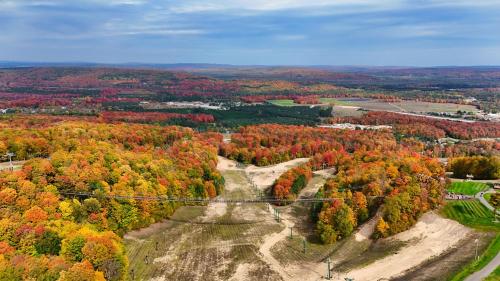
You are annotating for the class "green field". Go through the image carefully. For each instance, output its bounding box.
[267,99,298,106]
[447,182,489,195]
[441,200,498,231]
[266,98,477,115]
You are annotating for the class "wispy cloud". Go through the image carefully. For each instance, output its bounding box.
[0,0,499,65]
[168,0,402,14]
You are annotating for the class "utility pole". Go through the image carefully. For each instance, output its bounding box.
[475,238,479,260]
[303,238,307,254]
[326,257,332,280]
[289,227,293,239]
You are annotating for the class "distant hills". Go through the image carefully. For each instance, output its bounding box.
[1,62,500,89]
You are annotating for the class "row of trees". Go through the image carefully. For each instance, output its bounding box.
[219,124,396,166]
[100,111,215,124]
[271,149,352,200]
[448,156,500,179]
[329,111,500,140]
[0,118,224,280]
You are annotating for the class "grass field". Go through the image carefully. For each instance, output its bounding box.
[266,98,478,116]
[447,182,489,195]
[318,98,354,106]
[267,99,298,106]
[484,193,496,206]
[448,234,500,281]
[441,200,498,231]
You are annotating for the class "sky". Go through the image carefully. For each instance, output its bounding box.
[1,0,500,66]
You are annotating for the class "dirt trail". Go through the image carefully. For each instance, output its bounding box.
[354,211,380,242]
[258,208,296,280]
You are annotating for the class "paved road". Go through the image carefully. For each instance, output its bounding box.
[464,251,500,281]
[476,189,499,215]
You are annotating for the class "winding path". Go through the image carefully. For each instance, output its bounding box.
[464,252,500,281]
[476,189,499,214]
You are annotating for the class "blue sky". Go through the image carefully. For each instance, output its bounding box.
[1,0,500,66]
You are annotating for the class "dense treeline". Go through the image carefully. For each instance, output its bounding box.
[330,111,500,140]
[271,150,351,200]
[314,149,445,243]
[449,156,500,179]
[220,124,396,166]
[0,119,223,280]
[424,140,500,159]
[100,111,215,124]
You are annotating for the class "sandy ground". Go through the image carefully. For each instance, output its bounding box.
[336,212,471,281]
[202,202,228,222]
[245,158,310,190]
[217,156,241,171]
[354,211,380,242]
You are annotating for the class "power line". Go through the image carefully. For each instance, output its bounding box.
[59,191,341,203]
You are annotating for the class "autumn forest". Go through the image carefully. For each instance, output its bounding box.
[0,66,498,281]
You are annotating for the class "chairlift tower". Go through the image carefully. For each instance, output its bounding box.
[5,152,15,170]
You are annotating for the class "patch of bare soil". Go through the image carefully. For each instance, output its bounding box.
[245,158,310,190]
[391,231,496,281]
[354,211,380,242]
[124,220,173,241]
[202,202,227,222]
[336,212,472,281]
[217,156,240,171]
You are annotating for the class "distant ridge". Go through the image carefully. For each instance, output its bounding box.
[1,61,500,71]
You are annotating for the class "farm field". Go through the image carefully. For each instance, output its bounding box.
[441,200,498,231]
[447,182,490,195]
[266,99,299,107]
[267,97,478,116]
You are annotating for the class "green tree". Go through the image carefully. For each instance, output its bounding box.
[332,204,356,239]
[62,236,86,262]
[35,231,62,256]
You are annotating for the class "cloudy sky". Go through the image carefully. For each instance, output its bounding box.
[1,0,500,65]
